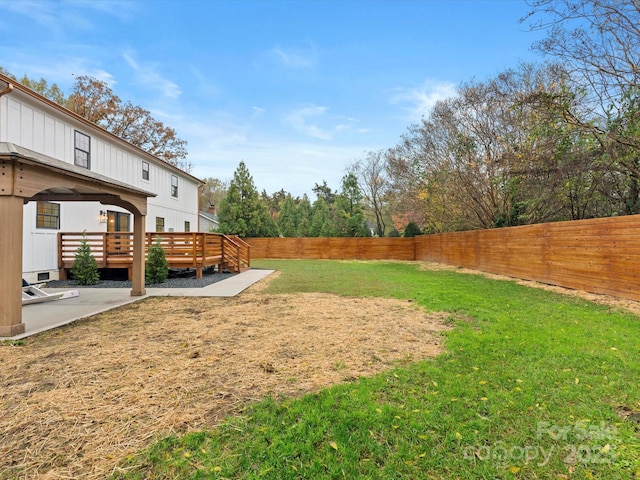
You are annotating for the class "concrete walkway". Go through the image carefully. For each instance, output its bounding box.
[5,269,275,341]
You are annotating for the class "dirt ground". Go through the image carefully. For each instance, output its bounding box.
[0,272,451,479]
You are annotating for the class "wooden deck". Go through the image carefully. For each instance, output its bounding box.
[58,232,250,280]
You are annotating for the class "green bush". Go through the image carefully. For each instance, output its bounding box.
[403,221,422,237]
[71,232,99,285]
[146,237,168,284]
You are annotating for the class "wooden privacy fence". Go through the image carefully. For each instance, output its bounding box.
[59,232,250,279]
[245,214,640,302]
[245,237,417,260]
[415,215,640,302]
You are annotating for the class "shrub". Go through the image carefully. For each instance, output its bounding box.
[71,232,99,285]
[403,221,422,237]
[146,237,168,284]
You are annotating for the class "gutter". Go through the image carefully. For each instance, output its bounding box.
[0,82,13,98]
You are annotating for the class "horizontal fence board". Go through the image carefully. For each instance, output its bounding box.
[246,238,415,261]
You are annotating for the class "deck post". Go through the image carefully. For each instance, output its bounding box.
[0,195,25,336]
[130,212,146,297]
[102,232,108,268]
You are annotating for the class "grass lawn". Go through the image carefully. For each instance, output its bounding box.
[115,260,640,479]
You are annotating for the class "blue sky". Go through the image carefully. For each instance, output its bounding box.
[0,0,547,197]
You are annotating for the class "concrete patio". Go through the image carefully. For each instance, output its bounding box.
[5,269,274,341]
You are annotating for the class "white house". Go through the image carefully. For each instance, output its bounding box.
[0,72,202,283]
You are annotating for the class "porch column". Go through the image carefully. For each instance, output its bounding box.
[131,211,146,297]
[0,196,25,336]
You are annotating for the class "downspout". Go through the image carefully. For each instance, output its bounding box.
[0,82,14,142]
[0,82,13,97]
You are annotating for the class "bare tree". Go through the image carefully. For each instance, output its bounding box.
[198,177,228,211]
[387,63,621,232]
[523,0,640,182]
[524,0,639,106]
[351,150,390,236]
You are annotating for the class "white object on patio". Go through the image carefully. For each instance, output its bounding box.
[22,284,79,306]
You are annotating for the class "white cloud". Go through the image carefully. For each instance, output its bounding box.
[252,106,266,118]
[1,55,116,89]
[390,79,457,120]
[4,0,137,33]
[285,104,332,140]
[168,112,251,155]
[123,52,181,100]
[284,104,356,141]
[192,139,366,197]
[188,67,221,99]
[82,69,116,85]
[65,0,139,22]
[4,1,59,29]
[268,44,316,69]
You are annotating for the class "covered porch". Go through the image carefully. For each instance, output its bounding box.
[0,142,154,337]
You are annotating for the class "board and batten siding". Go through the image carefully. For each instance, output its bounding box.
[1,83,201,281]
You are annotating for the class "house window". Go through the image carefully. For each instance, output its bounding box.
[155,217,165,232]
[171,175,178,198]
[142,161,149,180]
[36,202,60,229]
[184,221,190,232]
[74,131,90,169]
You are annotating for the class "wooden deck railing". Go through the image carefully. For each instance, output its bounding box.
[223,235,251,271]
[58,232,251,280]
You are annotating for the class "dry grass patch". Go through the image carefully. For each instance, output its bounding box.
[0,276,450,479]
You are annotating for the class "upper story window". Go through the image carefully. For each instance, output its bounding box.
[171,175,178,198]
[142,161,149,180]
[36,202,60,229]
[74,131,90,169]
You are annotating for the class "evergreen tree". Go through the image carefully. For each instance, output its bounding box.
[312,180,336,205]
[297,194,313,237]
[218,161,279,237]
[71,232,99,285]
[277,194,299,237]
[310,197,334,237]
[146,237,168,284]
[388,227,401,237]
[334,173,369,237]
[403,221,422,237]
